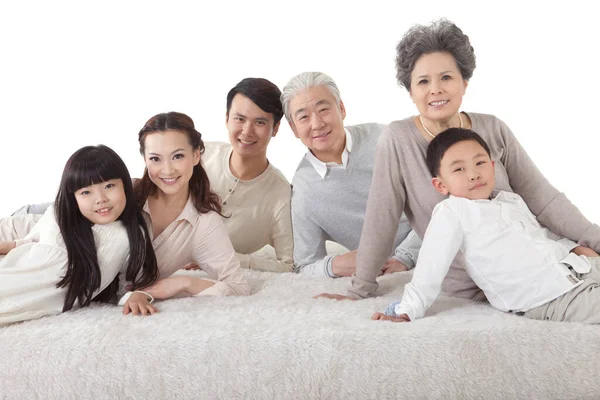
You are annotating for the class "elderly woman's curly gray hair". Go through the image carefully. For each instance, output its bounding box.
[395,19,476,91]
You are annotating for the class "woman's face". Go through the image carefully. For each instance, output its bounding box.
[142,129,200,198]
[409,51,468,124]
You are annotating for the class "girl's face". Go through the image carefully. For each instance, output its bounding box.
[74,179,126,224]
[142,130,201,198]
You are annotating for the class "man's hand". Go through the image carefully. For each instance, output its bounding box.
[381,258,409,275]
[122,292,158,316]
[331,250,357,277]
[371,312,410,322]
[313,293,356,301]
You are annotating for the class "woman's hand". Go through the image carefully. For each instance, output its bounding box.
[122,292,158,316]
[371,312,411,322]
[143,276,191,300]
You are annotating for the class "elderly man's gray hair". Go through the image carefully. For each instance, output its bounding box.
[280,72,342,124]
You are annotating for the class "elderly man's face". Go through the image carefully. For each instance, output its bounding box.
[288,85,346,163]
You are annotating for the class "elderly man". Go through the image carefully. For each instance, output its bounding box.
[281,72,421,278]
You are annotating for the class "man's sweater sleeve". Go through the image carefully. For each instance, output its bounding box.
[292,190,336,277]
[391,230,421,269]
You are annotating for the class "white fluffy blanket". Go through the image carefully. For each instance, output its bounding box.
[1,270,600,400]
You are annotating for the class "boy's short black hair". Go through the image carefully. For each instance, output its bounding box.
[426,127,492,177]
[226,78,283,125]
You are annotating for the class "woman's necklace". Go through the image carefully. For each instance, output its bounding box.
[419,113,463,139]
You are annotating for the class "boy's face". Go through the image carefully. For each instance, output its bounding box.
[432,140,495,200]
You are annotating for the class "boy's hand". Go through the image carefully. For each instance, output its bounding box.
[571,246,600,258]
[122,292,158,316]
[371,312,411,322]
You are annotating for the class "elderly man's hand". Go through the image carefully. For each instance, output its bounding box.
[381,258,409,275]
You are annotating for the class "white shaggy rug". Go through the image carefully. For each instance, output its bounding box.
[2,269,600,400]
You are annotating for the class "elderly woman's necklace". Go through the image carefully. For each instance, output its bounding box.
[419,113,463,139]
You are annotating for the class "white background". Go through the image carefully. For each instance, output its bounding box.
[1,1,598,224]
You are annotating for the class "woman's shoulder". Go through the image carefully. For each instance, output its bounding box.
[467,112,509,131]
[382,116,418,141]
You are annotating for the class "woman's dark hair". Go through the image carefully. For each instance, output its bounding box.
[55,145,159,311]
[395,19,476,91]
[134,112,222,215]
[426,128,492,177]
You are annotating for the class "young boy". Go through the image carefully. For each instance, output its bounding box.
[372,128,600,324]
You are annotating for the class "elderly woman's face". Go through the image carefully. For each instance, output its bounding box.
[288,85,346,161]
[409,52,468,124]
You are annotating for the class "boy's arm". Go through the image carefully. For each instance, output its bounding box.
[393,203,465,321]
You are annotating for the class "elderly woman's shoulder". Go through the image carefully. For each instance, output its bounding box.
[378,117,416,141]
[467,112,508,128]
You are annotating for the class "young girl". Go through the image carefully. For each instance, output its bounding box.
[0,145,159,326]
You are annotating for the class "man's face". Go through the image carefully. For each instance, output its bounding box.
[288,85,346,162]
[226,94,278,159]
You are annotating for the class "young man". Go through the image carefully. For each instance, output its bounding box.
[202,78,293,272]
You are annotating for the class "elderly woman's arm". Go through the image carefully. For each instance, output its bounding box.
[497,118,600,252]
[349,127,408,298]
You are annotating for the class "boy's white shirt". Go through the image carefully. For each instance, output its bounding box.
[396,190,591,321]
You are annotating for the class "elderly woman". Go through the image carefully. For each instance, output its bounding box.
[320,19,600,301]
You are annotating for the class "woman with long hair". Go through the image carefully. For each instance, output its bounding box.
[122,112,249,314]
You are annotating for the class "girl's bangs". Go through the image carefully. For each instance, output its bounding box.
[66,153,121,193]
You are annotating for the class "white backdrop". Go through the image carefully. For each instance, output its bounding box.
[1,0,598,224]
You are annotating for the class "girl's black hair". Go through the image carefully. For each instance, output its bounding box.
[55,145,159,311]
